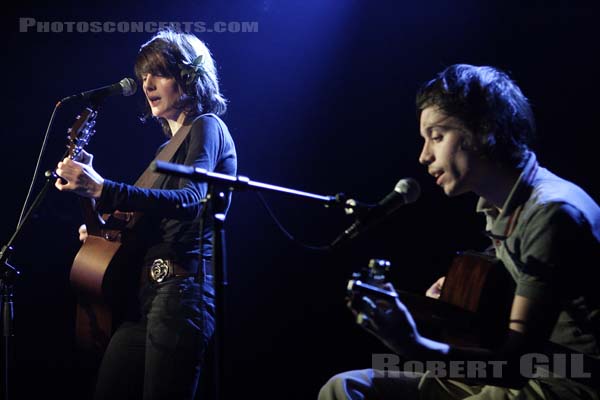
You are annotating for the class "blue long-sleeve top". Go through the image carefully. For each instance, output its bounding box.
[96,113,237,268]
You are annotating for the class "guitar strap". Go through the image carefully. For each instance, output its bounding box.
[121,114,206,229]
[135,118,201,187]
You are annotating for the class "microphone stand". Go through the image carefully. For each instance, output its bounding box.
[1,100,64,397]
[208,186,228,400]
[151,160,350,399]
[0,171,57,400]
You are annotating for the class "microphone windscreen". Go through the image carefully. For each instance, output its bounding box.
[394,178,420,204]
[119,77,137,96]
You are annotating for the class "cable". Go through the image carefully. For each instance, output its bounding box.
[16,101,63,230]
[255,191,332,252]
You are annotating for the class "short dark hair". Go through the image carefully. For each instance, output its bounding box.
[416,64,535,167]
[135,29,227,135]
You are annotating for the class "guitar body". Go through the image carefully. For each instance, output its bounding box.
[70,228,145,355]
[70,234,120,354]
[400,252,515,347]
[71,235,122,299]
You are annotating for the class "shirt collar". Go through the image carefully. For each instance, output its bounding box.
[476,151,539,239]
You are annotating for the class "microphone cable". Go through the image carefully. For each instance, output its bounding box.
[16,100,64,230]
[255,191,333,252]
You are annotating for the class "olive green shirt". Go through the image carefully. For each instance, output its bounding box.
[476,152,600,358]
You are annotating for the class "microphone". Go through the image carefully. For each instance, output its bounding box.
[59,77,137,104]
[331,178,421,248]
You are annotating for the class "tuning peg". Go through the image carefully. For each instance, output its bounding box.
[368,258,391,271]
[367,258,391,283]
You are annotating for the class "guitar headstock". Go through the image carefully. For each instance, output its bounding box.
[66,107,97,160]
[347,258,398,301]
[349,258,391,286]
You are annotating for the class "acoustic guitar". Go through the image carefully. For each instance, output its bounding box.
[347,253,600,384]
[64,107,142,356]
[347,252,515,348]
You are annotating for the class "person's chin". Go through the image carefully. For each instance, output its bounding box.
[441,181,457,196]
[444,188,457,197]
[444,183,468,197]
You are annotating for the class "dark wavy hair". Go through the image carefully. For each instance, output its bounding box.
[416,64,535,167]
[134,29,227,136]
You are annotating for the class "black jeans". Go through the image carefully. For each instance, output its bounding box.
[93,275,215,400]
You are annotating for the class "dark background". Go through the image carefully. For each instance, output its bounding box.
[2,1,599,398]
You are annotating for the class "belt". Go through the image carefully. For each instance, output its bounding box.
[146,258,212,284]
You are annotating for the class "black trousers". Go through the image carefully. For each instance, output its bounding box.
[93,275,215,400]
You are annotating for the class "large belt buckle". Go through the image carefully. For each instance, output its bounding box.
[150,258,170,283]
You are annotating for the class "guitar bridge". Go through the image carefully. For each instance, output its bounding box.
[101,229,122,242]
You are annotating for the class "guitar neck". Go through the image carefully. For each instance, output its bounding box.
[79,197,104,236]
